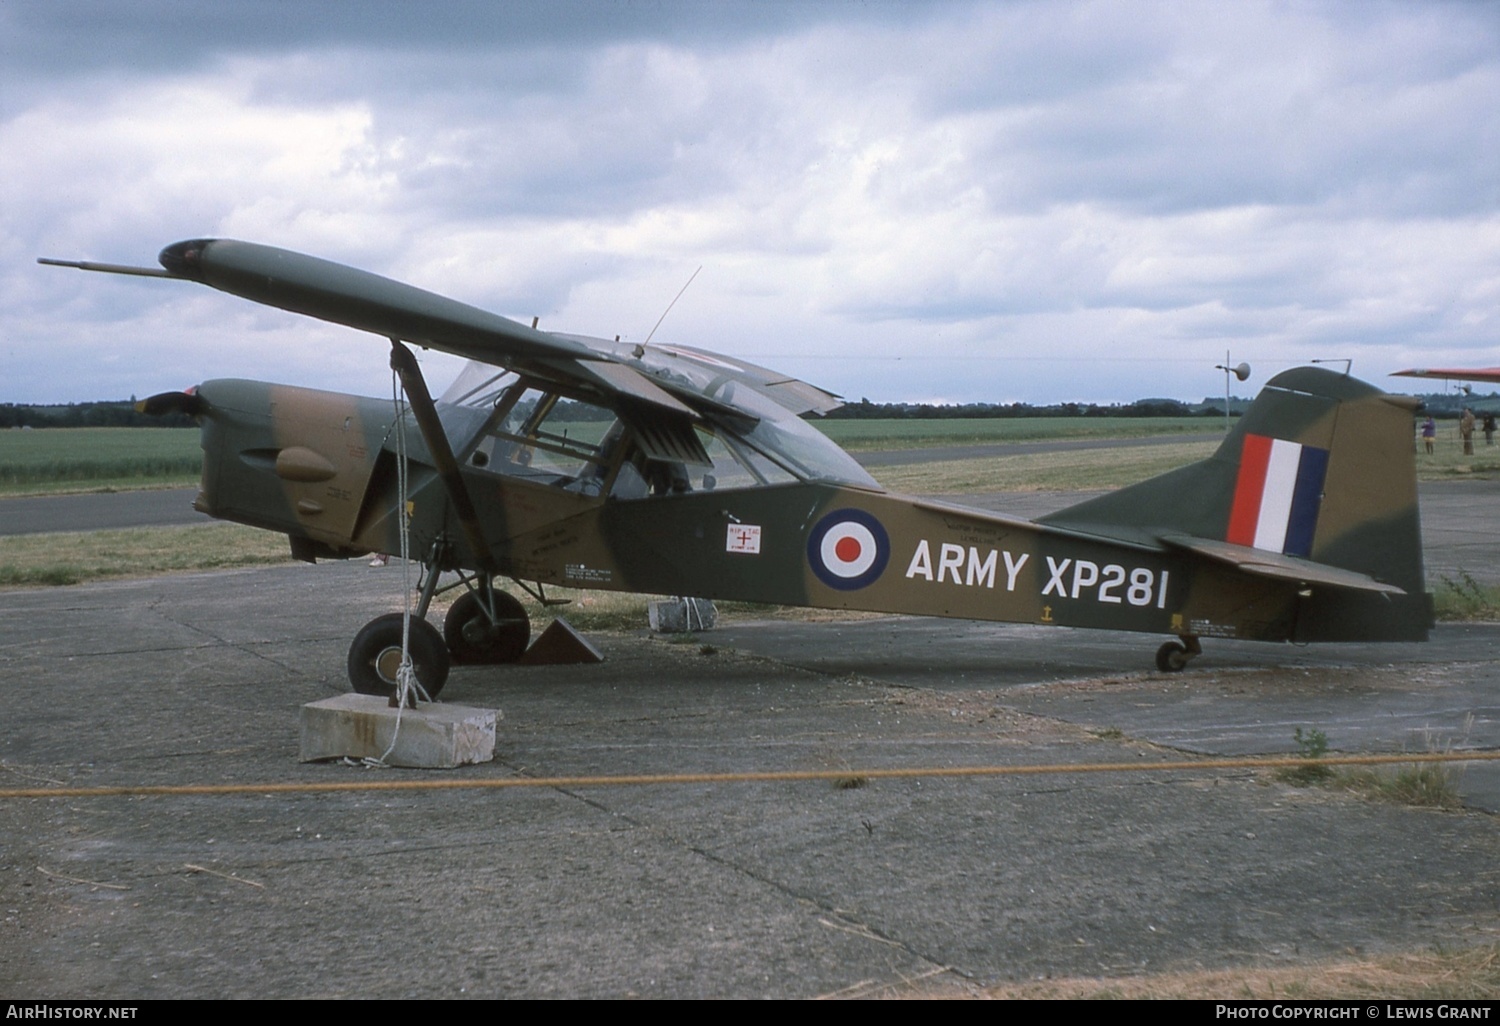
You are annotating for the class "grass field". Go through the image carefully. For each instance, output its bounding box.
[0,522,291,587]
[969,945,1500,1000]
[812,416,1215,450]
[874,440,1220,492]
[4,421,1495,496]
[870,434,1498,491]
[0,427,201,495]
[0,420,1215,494]
[3,422,1497,601]
[1415,441,1500,481]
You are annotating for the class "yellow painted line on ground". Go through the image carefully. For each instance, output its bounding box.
[1,750,1496,799]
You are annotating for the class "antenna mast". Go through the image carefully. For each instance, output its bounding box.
[635,266,702,358]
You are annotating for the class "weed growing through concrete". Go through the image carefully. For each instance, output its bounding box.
[1278,727,1334,786]
[1336,764,1463,809]
[1278,723,1468,809]
[1435,570,1500,620]
[1336,722,1469,810]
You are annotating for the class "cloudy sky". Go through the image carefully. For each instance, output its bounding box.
[3,0,1497,406]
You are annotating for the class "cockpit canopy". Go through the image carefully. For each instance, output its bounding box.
[440,345,880,497]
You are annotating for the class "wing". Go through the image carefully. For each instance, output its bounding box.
[43,238,844,425]
[1392,367,1500,384]
[156,238,612,366]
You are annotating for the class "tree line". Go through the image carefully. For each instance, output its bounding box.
[5,390,1493,429]
[1,400,195,429]
[823,398,1222,420]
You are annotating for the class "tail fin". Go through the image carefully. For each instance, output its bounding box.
[1040,367,1430,642]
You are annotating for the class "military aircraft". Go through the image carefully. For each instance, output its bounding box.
[41,240,1431,697]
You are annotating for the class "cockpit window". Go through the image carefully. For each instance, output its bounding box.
[741,413,878,488]
[604,424,797,501]
[468,386,622,496]
[441,363,520,408]
[445,358,882,494]
[697,425,795,490]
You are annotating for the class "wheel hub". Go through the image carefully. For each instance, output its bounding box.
[461,618,498,647]
[374,645,406,684]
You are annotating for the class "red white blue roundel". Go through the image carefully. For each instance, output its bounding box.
[807,509,890,591]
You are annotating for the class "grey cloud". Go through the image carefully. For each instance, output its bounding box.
[1,0,945,81]
[939,4,1500,217]
[6,0,1499,404]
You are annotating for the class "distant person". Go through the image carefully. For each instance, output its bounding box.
[1485,412,1496,447]
[1461,407,1476,456]
[1421,415,1436,455]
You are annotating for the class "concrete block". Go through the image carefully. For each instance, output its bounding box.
[300,694,498,768]
[648,597,718,633]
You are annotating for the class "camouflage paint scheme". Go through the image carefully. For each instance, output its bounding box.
[50,239,1430,687]
[192,368,1427,646]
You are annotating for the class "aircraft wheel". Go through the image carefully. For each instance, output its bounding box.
[1155,641,1189,673]
[444,589,530,664]
[348,613,450,699]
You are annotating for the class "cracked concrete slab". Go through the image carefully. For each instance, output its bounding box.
[2,476,1498,997]
[1,558,1497,998]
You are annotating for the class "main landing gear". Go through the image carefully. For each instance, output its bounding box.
[444,586,530,664]
[347,558,531,699]
[346,340,533,699]
[348,613,450,699]
[1154,635,1202,673]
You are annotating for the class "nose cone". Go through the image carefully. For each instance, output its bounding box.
[158,238,214,279]
[134,388,207,418]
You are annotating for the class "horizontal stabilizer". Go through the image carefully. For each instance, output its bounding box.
[1159,533,1405,595]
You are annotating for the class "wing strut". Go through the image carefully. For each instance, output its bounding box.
[388,340,497,575]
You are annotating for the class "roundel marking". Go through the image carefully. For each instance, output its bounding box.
[807,509,890,591]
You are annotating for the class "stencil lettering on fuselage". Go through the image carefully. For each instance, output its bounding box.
[905,541,1028,591]
[905,542,1168,608]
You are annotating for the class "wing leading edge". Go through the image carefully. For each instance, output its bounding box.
[42,238,845,427]
[157,239,597,366]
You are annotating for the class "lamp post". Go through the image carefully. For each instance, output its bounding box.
[1214,352,1251,433]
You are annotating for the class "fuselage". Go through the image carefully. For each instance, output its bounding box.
[187,371,1419,647]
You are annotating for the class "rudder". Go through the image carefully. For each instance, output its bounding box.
[1041,367,1430,642]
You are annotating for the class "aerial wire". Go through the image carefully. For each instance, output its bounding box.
[637,265,702,355]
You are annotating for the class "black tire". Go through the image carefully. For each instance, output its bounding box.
[348,613,450,699]
[443,589,530,664]
[1155,641,1188,673]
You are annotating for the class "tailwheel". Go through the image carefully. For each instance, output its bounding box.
[1155,642,1189,672]
[348,613,451,699]
[1154,635,1202,673]
[444,588,530,664]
